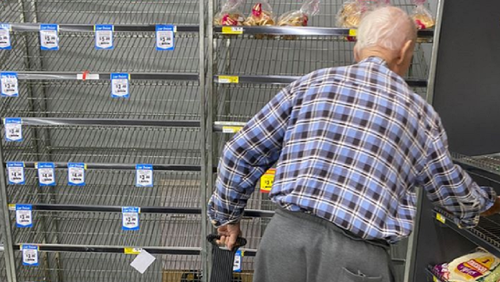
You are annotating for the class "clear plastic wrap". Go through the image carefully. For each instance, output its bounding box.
[432,248,500,282]
[411,0,435,29]
[277,0,320,39]
[277,0,320,27]
[336,0,390,28]
[214,0,246,26]
[243,1,275,26]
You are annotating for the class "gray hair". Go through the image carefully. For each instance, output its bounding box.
[356,6,417,51]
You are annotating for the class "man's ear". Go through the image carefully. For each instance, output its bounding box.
[354,45,360,62]
[397,40,413,65]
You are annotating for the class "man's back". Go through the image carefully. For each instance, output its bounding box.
[270,56,437,242]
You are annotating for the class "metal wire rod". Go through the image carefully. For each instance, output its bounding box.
[8,204,276,217]
[10,23,199,33]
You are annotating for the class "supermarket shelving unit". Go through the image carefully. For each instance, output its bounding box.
[0,0,441,281]
[410,1,500,281]
[0,1,212,282]
[207,1,437,281]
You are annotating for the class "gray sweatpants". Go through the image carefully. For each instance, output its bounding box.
[253,208,395,282]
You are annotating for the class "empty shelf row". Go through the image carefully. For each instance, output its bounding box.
[1,0,200,25]
[433,208,500,259]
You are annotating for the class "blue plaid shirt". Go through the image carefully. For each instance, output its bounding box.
[208,57,496,242]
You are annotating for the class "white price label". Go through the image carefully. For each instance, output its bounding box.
[22,245,39,266]
[7,162,25,184]
[111,73,129,98]
[40,24,59,50]
[16,205,33,228]
[233,249,242,272]
[37,162,55,186]
[136,164,153,187]
[122,207,140,231]
[95,25,114,50]
[4,118,22,142]
[1,72,19,97]
[0,24,11,50]
[156,25,175,51]
[68,163,85,186]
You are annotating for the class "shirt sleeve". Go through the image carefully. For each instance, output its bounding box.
[418,118,496,228]
[208,87,293,227]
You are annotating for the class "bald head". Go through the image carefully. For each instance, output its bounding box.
[354,6,417,76]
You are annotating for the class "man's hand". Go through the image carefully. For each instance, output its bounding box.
[216,222,241,251]
[481,196,500,217]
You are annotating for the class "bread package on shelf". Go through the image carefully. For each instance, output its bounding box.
[336,0,389,28]
[214,0,246,26]
[277,0,320,39]
[243,1,275,39]
[411,0,435,29]
[432,248,500,281]
[244,1,275,26]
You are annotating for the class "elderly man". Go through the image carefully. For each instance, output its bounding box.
[208,6,500,282]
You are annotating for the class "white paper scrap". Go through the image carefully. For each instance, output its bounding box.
[130,250,156,274]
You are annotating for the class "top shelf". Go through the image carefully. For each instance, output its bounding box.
[213,26,434,39]
[9,23,199,33]
[1,0,200,26]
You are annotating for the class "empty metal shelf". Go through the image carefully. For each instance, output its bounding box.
[2,33,199,73]
[7,170,201,207]
[2,0,199,25]
[2,125,201,165]
[0,80,200,120]
[15,251,201,282]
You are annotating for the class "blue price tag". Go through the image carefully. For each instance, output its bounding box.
[111,73,129,98]
[68,163,85,186]
[136,164,153,187]
[1,72,18,97]
[7,162,25,185]
[4,117,22,142]
[122,207,140,231]
[0,24,12,50]
[156,25,175,51]
[40,24,59,50]
[95,24,114,50]
[37,162,56,186]
[16,204,33,228]
[22,245,39,266]
[233,249,242,272]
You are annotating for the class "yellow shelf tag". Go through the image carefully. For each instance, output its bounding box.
[218,75,239,84]
[8,204,16,211]
[349,29,357,37]
[222,126,243,133]
[260,169,276,193]
[221,26,243,35]
[436,213,446,224]
[124,247,142,255]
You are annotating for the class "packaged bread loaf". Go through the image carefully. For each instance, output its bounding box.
[243,1,275,38]
[277,0,320,39]
[432,248,500,282]
[336,0,389,29]
[244,1,275,26]
[214,0,246,26]
[411,0,435,29]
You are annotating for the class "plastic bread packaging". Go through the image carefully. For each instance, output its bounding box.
[243,1,275,26]
[432,248,500,282]
[336,0,390,29]
[411,0,435,29]
[277,0,320,39]
[243,1,275,39]
[214,0,246,26]
[480,265,500,282]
